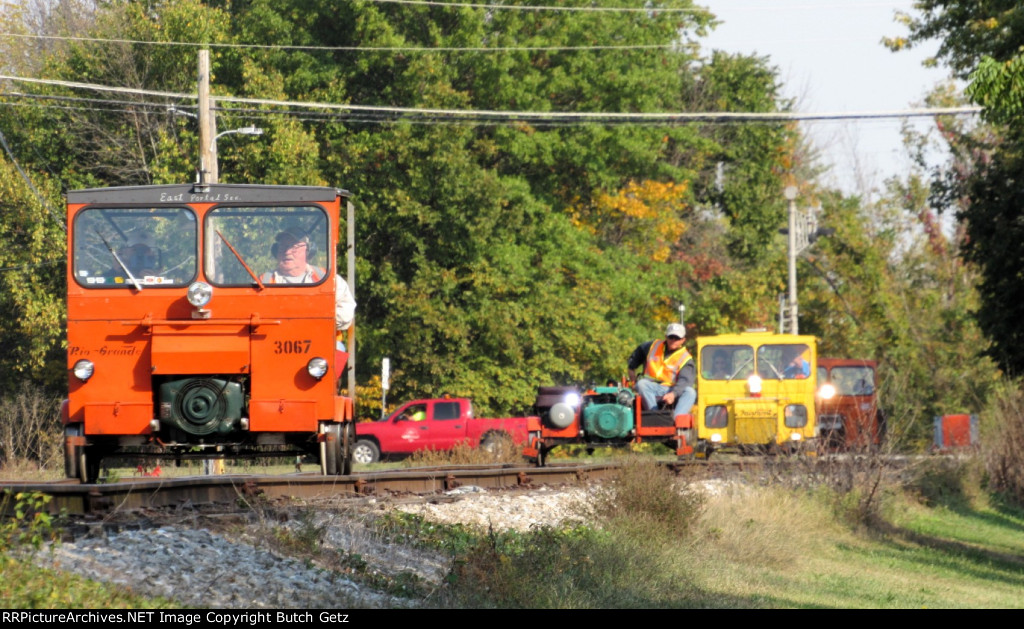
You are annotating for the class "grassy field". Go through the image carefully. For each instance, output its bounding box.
[431,456,1024,608]
[682,476,1024,608]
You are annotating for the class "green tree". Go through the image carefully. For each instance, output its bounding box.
[796,94,998,445]
[889,2,1024,376]
[0,158,66,392]
[885,1,1024,79]
[0,0,797,415]
[684,51,798,334]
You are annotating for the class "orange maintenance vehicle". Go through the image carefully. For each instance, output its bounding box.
[63,183,355,482]
[815,358,885,450]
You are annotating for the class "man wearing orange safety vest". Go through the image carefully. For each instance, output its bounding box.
[626,322,697,418]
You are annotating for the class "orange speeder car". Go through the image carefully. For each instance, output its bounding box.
[63,183,355,482]
[815,358,885,451]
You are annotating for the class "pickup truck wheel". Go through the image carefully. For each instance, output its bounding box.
[480,432,512,457]
[353,439,380,465]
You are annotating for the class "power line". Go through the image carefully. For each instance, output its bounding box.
[359,0,706,12]
[361,0,922,14]
[0,125,66,233]
[0,97,952,129]
[0,2,919,53]
[0,100,171,117]
[0,74,983,123]
[0,32,677,53]
[4,91,181,111]
[0,259,62,274]
[13,0,895,14]
[3,30,927,54]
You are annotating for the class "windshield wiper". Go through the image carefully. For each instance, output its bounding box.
[216,230,264,290]
[763,359,784,380]
[95,230,142,291]
[727,356,752,382]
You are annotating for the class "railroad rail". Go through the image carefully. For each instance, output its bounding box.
[0,454,902,517]
[0,462,632,516]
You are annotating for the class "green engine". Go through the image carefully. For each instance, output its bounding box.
[582,386,635,439]
[158,378,244,436]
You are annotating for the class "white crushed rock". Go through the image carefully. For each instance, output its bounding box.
[33,485,594,608]
[390,485,593,532]
[38,526,396,608]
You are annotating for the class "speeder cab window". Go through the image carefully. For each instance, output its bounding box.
[831,366,875,395]
[73,207,197,288]
[701,345,754,380]
[756,344,811,380]
[205,206,329,287]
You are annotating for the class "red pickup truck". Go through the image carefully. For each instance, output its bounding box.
[353,398,532,464]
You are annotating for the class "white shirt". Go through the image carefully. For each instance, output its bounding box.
[336,275,356,331]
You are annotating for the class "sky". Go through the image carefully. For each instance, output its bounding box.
[699,1,953,196]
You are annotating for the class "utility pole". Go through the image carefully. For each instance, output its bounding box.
[200,51,225,477]
[197,50,216,185]
[198,49,218,476]
[779,187,834,335]
[784,185,799,335]
[380,358,390,417]
[347,199,357,400]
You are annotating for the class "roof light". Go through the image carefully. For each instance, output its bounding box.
[747,374,762,397]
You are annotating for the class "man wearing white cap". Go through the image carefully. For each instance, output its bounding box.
[627,322,697,418]
[261,229,356,349]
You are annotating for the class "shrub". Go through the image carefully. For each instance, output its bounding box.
[586,456,704,536]
[903,456,981,509]
[271,509,328,556]
[441,457,706,608]
[404,439,523,467]
[803,452,900,527]
[443,519,705,608]
[979,380,1024,506]
[0,384,62,472]
[696,483,838,569]
[0,491,60,554]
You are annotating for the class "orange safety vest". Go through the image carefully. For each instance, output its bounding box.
[645,340,692,386]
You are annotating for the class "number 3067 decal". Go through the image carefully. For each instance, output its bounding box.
[274,340,312,354]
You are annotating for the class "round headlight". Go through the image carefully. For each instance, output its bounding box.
[73,359,95,381]
[307,357,329,379]
[187,281,213,307]
[818,383,837,400]
[563,392,581,407]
